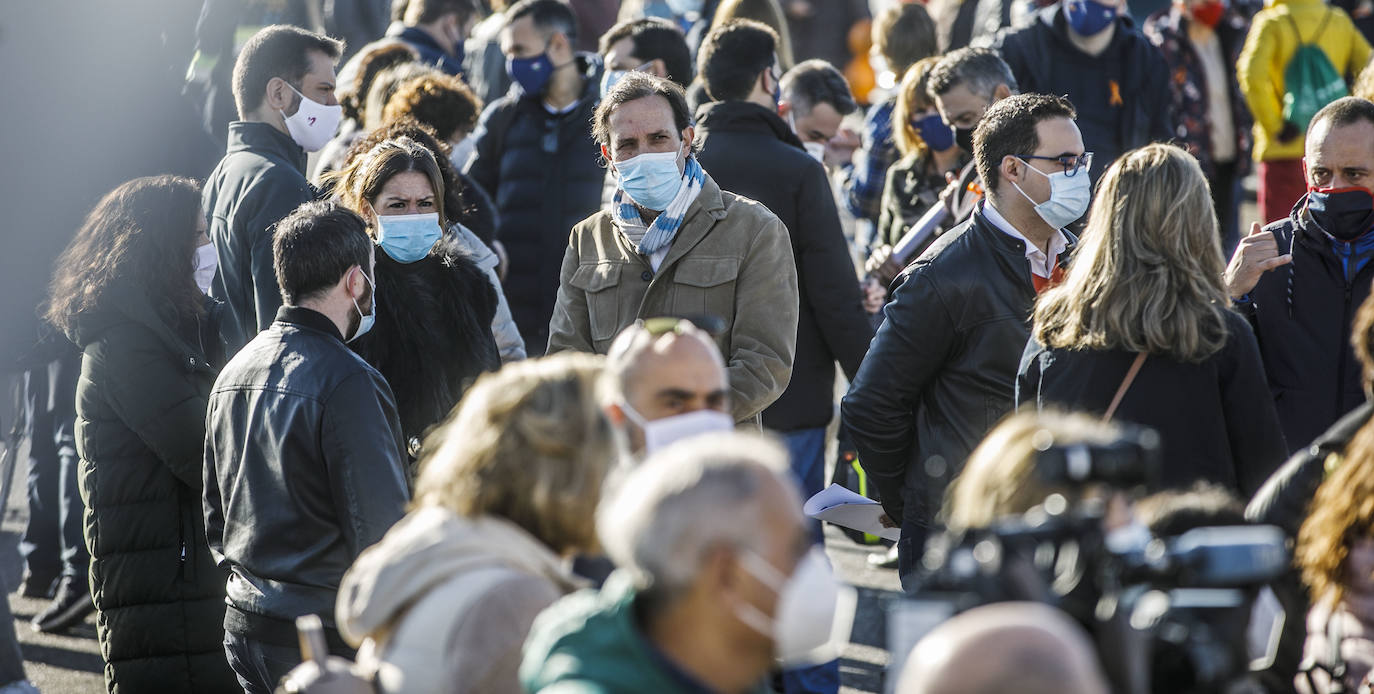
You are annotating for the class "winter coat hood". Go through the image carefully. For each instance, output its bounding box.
[337,507,583,644]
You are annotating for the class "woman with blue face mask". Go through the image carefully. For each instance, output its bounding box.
[330,137,503,458]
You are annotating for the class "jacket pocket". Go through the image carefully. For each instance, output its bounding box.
[570,262,624,342]
[671,257,741,327]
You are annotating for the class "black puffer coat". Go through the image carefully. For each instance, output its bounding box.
[68,287,237,693]
[351,235,501,449]
[465,53,605,354]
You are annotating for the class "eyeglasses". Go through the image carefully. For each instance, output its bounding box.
[1018,152,1094,178]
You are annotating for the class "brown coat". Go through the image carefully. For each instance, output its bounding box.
[547,174,799,423]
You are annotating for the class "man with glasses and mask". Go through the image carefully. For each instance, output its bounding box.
[465,0,605,355]
[204,202,410,694]
[843,94,1087,589]
[547,72,799,426]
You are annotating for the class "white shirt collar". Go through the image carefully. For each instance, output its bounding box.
[981,200,1069,279]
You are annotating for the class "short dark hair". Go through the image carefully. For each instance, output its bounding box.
[405,0,480,25]
[1310,96,1374,139]
[780,59,857,118]
[232,25,343,119]
[593,72,693,150]
[340,41,419,123]
[698,19,778,103]
[1135,483,1247,538]
[273,201,374,305]
[873,3,936,77]
[504,0,578,40]
[598,18,693,88]
[974,93,1077,196]
[927,46,1019,100]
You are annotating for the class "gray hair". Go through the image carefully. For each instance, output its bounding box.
[597,433,793,602]
[926,47,1018,101]
[781,59,858,118]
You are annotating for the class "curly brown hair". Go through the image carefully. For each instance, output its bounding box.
[46,175,204,336]
[1298,421,1374,606]
[382,73,484,141]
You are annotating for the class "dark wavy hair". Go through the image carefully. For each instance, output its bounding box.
[47,175,204,336]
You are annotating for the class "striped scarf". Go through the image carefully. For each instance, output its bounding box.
[611,156,705,257]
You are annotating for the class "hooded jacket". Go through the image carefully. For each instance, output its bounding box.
[1237,195,1374,455]
[338,507,583,694]
[1237,0,1371,162]
[465,53,606,354]
[68,287,237,693]
[988,5,1175,179]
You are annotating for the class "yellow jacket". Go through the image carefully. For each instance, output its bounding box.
[1237,0,1371,161]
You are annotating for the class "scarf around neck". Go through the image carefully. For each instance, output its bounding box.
[611,156,705,257]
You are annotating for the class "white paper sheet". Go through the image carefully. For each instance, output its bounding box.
[804,484,901,541]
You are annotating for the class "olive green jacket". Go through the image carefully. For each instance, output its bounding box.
[547,174,799,423]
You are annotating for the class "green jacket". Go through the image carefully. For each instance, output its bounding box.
[546,173,799,423]
[520,571,772,694]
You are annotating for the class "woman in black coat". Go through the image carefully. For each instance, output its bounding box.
[1017,144,1287,497]
[331,136,501,455]
[45,175,237,693]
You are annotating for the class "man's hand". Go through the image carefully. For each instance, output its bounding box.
[825,127,861,168]
[1224,222,1292,300]
[878,513,897,529]
[865,244,903,286]
[861,276,887,314]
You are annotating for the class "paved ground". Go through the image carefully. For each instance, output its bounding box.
[0,433,901,694]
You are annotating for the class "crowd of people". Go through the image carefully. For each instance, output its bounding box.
[10,0,1374,692]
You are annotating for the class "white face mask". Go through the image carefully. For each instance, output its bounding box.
[1012,161,1092,230]
[803,141,826,164]
[732,548,855,665]
[347,267,377,343]
[619,400,734,455]
[279,82,342,152]
[193,242,218,295]
[449,135,476,171]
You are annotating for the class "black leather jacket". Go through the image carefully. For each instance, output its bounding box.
[204,306,410,628]
[842,207,1073,528]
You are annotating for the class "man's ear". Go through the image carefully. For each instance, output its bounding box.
[648,59,668,79]
[681,125,695,155]
[604,402,627,426]
[601,144,615,171]
[999,154,1022,186]
[264,76,295,113]
[777,100,792,119]
[993,83,1012,101]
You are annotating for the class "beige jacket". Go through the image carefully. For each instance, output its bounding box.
[546,174,800,422]
[336,507,584,694]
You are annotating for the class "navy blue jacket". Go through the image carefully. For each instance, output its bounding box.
[989,6,1175,179]
[396,26,463,76]
[465,54,605,354]
[204,122,315,351]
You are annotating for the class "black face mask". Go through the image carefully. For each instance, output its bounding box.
[955,126,976,155]
[1307,187,1374,241]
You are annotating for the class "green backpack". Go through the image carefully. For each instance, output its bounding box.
[1282,9,1349,132]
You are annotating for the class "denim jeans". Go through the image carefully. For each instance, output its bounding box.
[779,427,840,694]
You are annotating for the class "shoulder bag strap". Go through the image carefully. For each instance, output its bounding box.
[1102,353,1148,423]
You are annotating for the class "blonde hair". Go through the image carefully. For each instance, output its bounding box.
[944,411,1121,532]
[412,353,616,555]
[892,57,944,159]
[1355,57,1374,102]
[1031,143,1230,363]
[1298,421,1374,606]
[711,0,795,69]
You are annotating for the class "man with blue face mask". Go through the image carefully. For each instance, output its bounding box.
[464,0,605,355]
[843,94,1085,591]
[547,72,799,427]
[985,0,1174,180]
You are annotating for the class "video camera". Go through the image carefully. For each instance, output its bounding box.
[888,426,1289,694]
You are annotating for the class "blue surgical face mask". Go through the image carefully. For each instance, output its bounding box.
[915,113,956,152]
[601,69,628,99]
[507,49,554,95]
[616,150,685,211]
[375,212,442,263]
[1012,162,1092,230]
[1065,0,1118,36]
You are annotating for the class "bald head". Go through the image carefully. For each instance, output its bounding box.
[896,603,1109,694]
[603,321,731,453]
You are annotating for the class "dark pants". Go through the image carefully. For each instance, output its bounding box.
[0,576,28,685]
[1210,159,1242,258]
[20,356,87,585]
[223,632,305,694]
[779,427,840,694]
